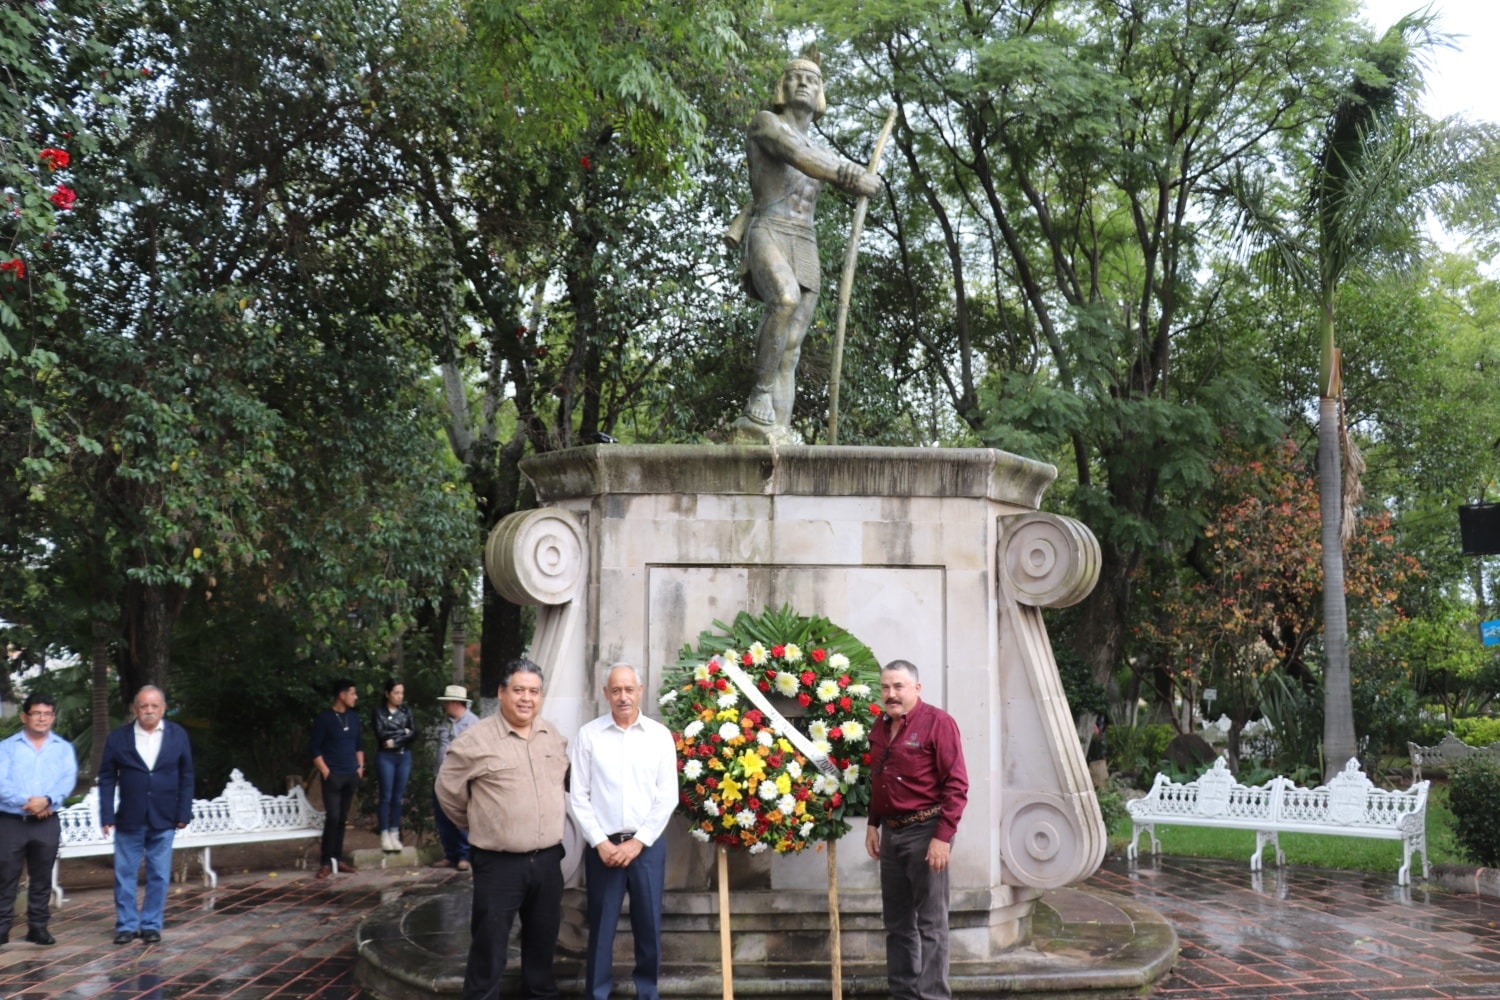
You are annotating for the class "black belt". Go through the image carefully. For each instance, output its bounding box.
[606,831,636,845]
[884,806,942,829]
[1,811,54,823]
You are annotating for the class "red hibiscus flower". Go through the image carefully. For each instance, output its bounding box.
[38,148,69,171]
[49,184,76,211]
[811,648,827,663]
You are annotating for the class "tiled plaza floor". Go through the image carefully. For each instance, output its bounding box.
[1093,856,1500,999]
[2,852,1499,997]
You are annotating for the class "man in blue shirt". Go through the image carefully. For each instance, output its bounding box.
[98,685,196,945]
[0,693,78,946]
[310,678,364,879]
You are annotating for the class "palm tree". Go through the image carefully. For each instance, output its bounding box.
[1229,11,1498,777]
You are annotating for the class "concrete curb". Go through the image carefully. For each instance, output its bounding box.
[1429,863,1500,899]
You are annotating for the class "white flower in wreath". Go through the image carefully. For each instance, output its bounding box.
[718,722,742,742]
[808,720,829,742]
[756,729,775,748]
[684,720,704,739]
[717,691,739,709]
[735,808,758,829]
[812,774,839,796]
[758,781,780,802]
[748,842,768,855]
[840,721,866,743]
[722,650,739,664]
[800,821,815,837]
[777,793,797,814]
[691,828,711,842]
[683,760,704,780]
[829,653,849,670]
[693,663,712,682]
[773,671,799,697]
[816,679,840,702]
[704,799,720,817]
[848,682,871,698]
[748,642,769,665]
[786,761,803,779]
[783,643,803,663]
[843,764,861,783]
[812,738,832,756]
[659,689,679,706]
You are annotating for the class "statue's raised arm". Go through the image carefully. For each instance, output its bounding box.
[729,54,882,445]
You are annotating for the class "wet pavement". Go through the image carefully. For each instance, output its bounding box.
[3,851,1499,997]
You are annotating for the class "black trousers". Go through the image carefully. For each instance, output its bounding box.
[462,843,564,1000]
[0,812,60,932]
[320,771,358,864]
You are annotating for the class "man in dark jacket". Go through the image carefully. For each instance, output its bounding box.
[98,686,196,946]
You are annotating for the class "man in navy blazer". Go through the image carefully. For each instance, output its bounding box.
[98,686,195,946]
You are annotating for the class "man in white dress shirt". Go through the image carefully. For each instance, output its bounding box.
[568,663,678,1000]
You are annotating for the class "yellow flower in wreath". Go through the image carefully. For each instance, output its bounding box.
[738,750,767,780]
[720,775,743,803]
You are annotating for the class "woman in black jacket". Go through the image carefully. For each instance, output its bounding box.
[372,678,417,851]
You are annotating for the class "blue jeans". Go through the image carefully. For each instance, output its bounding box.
[583,837,666,1000]
[114,826,176,934]
[433,789,470,863]
[376,749,411,832]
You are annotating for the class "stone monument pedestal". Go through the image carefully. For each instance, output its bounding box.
[476,444,1110,974]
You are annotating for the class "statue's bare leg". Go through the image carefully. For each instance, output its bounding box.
[772,291,818,426]
[746,242,803,427]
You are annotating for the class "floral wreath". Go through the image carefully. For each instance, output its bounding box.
[658,605,883,854]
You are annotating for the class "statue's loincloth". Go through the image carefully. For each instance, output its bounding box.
[741,215,820,300]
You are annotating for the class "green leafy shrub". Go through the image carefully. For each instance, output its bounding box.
[1452,717,1500,746]
[1449,757,1500,867]
[1107,723,1176,784]
[1095,785,1129,834]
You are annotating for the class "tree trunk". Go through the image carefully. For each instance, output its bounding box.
[122,579,187,698]
[1318,394,1356,776]
[89,618,112,779]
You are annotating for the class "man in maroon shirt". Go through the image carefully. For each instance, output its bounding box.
[864,659,969,1000]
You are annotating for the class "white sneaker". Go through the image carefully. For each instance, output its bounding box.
[380,831,394,852]
[389,830,403,850]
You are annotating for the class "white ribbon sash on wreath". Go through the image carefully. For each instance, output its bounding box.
[717,656,841,778]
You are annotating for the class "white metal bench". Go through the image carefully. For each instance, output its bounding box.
[1126,757,1430,885]
[1407,733,1500,780]
[52,768,324,905]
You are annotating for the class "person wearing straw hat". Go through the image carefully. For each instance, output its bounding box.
[431,684,478,871]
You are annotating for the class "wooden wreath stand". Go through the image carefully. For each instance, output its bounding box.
[717,841,844,1000]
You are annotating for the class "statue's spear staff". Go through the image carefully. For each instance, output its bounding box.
[827,107,897,446]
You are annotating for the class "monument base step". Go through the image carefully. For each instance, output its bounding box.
[354,883,1176,999]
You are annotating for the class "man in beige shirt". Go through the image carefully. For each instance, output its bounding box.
[437,659,570,1000]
